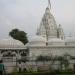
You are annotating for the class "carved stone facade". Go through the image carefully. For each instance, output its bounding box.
[37,7,64,40]
[0,48,29,73]
[26,0,75,70]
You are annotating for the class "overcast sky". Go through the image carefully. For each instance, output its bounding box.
[0,0,75,39]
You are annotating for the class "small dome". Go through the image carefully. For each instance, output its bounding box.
[65,37,75,46]
[27,36,46,47]
[65,37,75,42]
[45,7,50,14]
[0,38,25,49]
[48,38,65,46]
[30,36,46,42]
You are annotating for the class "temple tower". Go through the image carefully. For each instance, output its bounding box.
[37,0,58,40]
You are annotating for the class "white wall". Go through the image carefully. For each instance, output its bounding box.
[29,46,75,59]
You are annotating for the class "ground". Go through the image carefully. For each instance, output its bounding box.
[7,71,75,75]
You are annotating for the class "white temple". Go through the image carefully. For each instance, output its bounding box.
[0,0,75,73]
[27,0,75,58]
[26,0,75,69]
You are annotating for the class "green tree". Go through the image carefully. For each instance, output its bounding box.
[9,28,28,45]
[36,55,57,71]
[36,55,52,61]
[58,54,70,70]
[58,56,64,70]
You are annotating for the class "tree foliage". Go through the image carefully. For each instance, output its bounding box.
[9,29,28,45]
[36,55,52,61]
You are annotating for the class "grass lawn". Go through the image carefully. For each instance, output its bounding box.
[56,74,75,75]
[8,72,75,75]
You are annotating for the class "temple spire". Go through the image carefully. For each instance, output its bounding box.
[48,0,51,10]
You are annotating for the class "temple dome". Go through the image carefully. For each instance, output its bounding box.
[30,36,46,42]
[27,36,46,47]
[65,37,75,46]
[48,38,65,46]
[65,37,75,42]
[0,38,25,49]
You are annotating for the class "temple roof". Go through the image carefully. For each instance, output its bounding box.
[0,38,25,49]
[37,6,57,39]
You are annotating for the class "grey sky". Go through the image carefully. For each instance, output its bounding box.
[0,0,75,39]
